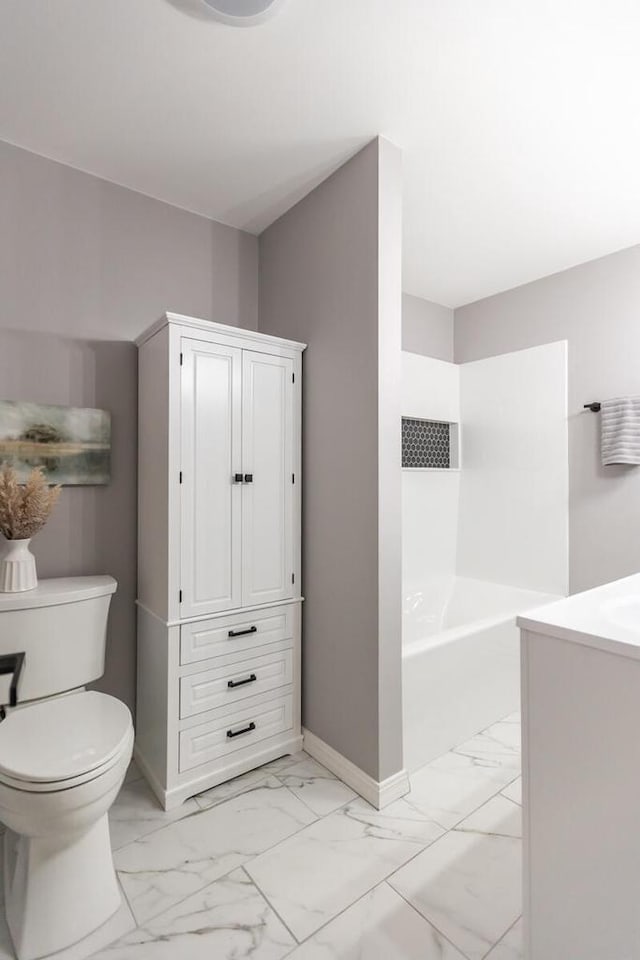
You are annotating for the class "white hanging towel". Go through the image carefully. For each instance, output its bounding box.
[601,397,640,466]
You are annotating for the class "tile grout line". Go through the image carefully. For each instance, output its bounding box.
[383,774,523,959]
[447,710,521,756]
[109,735,523,952]
[115,800,323,929]
[427,771,522,834]
[386,879,474,960]
[499,771,522,792]
[237,865,302,948]
[115,807,406,959]
[480,914,523,959]
[243,790,460,946]
[115,875,136,921]
[114,793,392,957]
[253,726,524,945]
[110,857,306,953]
[109,787,203,853]
[193,773,273,812]
[388,784,522,957]
[111,765,312,856]
[278,779,357,819]
[114,733,518,856]
[109,805,198,853]
[82,879,138,958]
[275,876,473,960]
[253,864,393,949]
[258,847,451,958]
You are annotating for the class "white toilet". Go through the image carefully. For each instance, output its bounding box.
[0,576,133,960]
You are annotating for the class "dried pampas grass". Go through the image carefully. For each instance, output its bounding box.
[0,465,61,540]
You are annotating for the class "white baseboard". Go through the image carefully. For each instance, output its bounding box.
[133,746,169,809]
[302,728,410,810]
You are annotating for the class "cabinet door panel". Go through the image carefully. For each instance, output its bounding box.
[242,351,294,606]
[181,339,242,617]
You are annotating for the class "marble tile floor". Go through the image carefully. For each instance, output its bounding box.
[0,713,524,960]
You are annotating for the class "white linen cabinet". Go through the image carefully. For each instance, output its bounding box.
[135,313,305,809]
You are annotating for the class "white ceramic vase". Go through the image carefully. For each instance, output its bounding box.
[0,539,37,592]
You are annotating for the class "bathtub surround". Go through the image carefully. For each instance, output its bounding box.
[401,343,568,770]
[455,243,640,593]
[401,354,461,596]
[401,352,460,425]
[259,138,406,794]
[401,343,569,598]
[0,138,259,712]
[457,342,569,596]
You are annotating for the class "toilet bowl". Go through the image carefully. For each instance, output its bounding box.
[0,575,133,960]
[0,691,133,960]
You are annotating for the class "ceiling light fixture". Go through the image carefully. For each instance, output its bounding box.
[201,0,285,26]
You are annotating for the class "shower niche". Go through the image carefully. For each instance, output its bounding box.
[401,416,460,470]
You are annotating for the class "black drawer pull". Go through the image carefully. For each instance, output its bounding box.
[227,673,257,689]
[228,625,257,638]
[228,627,258,637]
[227,721,256,739]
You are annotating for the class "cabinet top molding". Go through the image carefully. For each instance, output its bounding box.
[136,312,307,352]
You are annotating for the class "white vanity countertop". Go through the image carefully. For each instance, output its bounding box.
[517,572,640,660]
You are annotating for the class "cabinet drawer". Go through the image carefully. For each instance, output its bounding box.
[180,648,293,719]
[179,694,293,773]
[180,606,295,665]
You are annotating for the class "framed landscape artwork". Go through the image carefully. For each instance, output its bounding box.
[0,400,111,485]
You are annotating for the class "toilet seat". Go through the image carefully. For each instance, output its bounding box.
[0,691,132,793]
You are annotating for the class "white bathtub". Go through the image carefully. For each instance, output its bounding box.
[403,576,561,772]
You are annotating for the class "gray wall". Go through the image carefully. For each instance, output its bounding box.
[0,139,258,711]
[455,244,640,593]
[402,293,454,360]
[259,138,404,782]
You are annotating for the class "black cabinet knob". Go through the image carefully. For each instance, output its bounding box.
[244,473,253,483]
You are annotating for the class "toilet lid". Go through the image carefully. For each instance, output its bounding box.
[0,691,132,785]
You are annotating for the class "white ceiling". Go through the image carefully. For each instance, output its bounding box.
[1,0,640,306]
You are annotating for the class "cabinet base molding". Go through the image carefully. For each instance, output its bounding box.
[302,728,410,810]
[135,732,304,811]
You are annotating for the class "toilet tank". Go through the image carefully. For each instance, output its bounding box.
[0,576,117,704]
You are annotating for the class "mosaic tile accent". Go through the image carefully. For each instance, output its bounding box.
[402,417,451,468]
